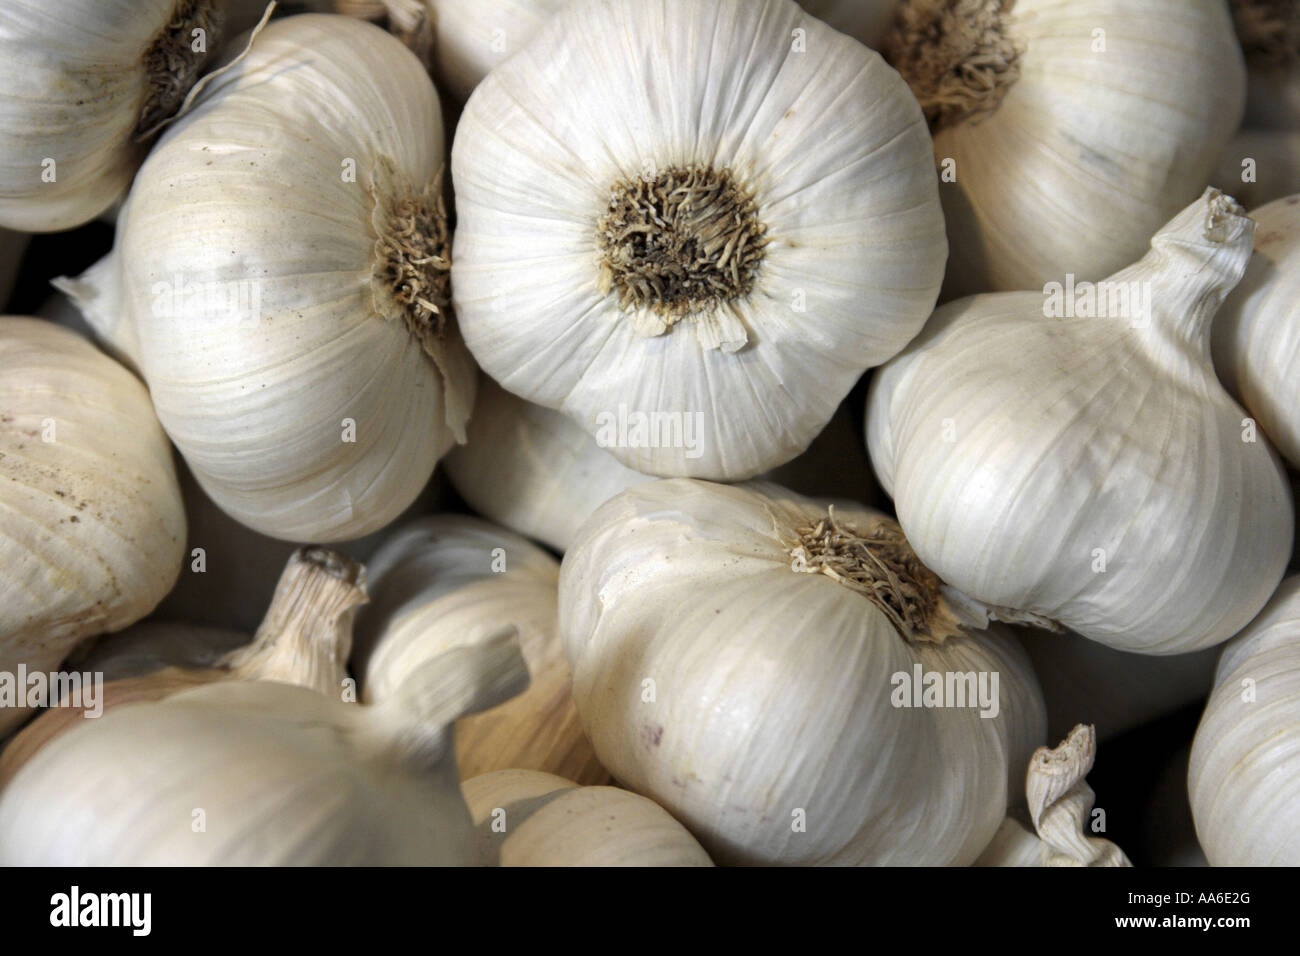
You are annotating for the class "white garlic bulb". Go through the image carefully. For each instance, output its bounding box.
[57,14,476,542]
[0,317,185,734]
[424,0,566,102]
[445,376,650,553]
[881,0,1245,295]
[354,515,605,784]
[1213,195,1300,470]
[0,630,527,864]
[451,0,946,480]
[464,769,712,866]
[867,190,1294,654]
[560,479,1046,865]
[1189,575,1300,865]
[0,0,268,232]
[0,546,366,787]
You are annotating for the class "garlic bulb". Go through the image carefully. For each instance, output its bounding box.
[0,0,269,232]
[445,376,650,553]
[448,376,877,553]
[424,0,567,102]
[0,546,365,787]
[354,516,605,784]
[1212,130,1300,209]
[560,479,1046,865]
[1189,574,1300,865]
[976,725,1129,866]
[464,769,712,866]
[867,189,1294,654]
[880,0,1245,296]
[0,631,527,864]
[56,13,476,542]
[1019,628,1217,742]
[1212,195,1300,470]
[0,317,184,734]
[451,0,946,480]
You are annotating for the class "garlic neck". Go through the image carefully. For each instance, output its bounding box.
[883,0,1023,132]
[1119,189,1255,361]
[136,0,224,141]
[1027,724,1131,867]
[219,547,367,695]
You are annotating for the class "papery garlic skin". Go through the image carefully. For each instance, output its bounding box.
[464,769,712,866]
[1213,195,1300,470]
[0,632,527,864]
[0,0,237,232]
[1189,575,1300,865]
[452,0,946,480]
[0,318,184,734]
[57,14,476,543]
[355,516,605,784]
[867,190,1294,654]
[426,0,566,101]
[560,479,1045,865]
[883,0,1245,295]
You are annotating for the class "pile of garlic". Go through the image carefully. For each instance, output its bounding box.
[0,0,1295,870]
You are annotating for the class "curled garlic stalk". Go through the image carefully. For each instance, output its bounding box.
[1027,724,1130,867]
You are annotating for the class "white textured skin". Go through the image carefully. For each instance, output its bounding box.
[1213,195,1300,470]
[1190,576,1300,865]
[935,0,1245,296]
[451,0,946,480]
[867,192,1294,654]
[59,15,475,542]
[428,0,567,102]
[559,479,1046,865]
[0,679,479,865]
[464,769,713,866]
[0,318,184,734]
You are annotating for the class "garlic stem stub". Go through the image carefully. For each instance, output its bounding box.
[451,0,947,481]
[0,0,261,232]
[1212,194,1300,470]
[57,13,476,543]
[0,546,366,788]
[0,631,528,864]
[559,479,1046,865]
[1189,575,1300,865]
[354,515,607,785]
[1026,724,1130,866]
[867,189,1294,654]
[881,0,1246,296]
[0,317,185,735]
[464,769,712,866]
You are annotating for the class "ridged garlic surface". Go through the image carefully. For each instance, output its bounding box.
[57,14,476,542]
[425,0,567,102]
[1189,575,1300,865]
[559,479,1046,865]
[451,0,946,480]
[881,0,1245,295]
[464,769,712,866]
[1213,195,1300,470]
[0,632,527,864]
[867,190,1294,654]
[354,516,605,784]
[0,317,184,734]
[0,0,265,232]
